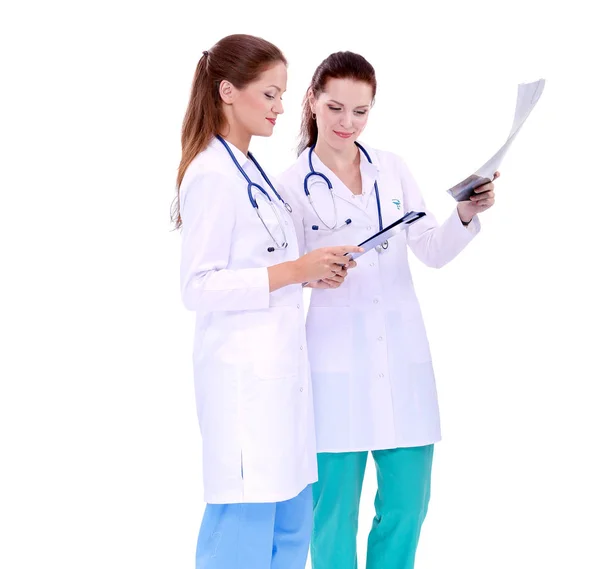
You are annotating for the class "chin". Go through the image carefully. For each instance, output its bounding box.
[254,126,275,138]
[328,134,356,148]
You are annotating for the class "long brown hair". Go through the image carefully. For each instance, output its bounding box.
[298,51,377,156]
[171,34,287,229]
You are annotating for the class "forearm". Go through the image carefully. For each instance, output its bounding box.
[267,261,301,292]
[408,208,480,269]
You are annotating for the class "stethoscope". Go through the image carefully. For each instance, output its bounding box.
[217,135,292,253]
[304,142,389,251]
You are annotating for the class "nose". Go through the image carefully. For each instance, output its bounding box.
[273,98,284,115]
[340,110,352,129]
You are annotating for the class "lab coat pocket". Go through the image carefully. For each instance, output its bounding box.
[310,284,350,307]
[396,302,432,364]
[253,347,299,380]
[306,307,353,373]
[252,307,300,380]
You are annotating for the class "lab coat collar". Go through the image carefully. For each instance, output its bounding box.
[356,141,380,173]
[209,136,251,169]
[357,143,380,197]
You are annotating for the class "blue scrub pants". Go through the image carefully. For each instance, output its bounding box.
[196,484,313,569]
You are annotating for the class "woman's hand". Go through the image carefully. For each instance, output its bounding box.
[293,246,362,285]
[304,260,357,289]
[457,171,500,224]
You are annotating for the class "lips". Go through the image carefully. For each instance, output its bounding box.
[266,118,276,126]
[334,130,353,139]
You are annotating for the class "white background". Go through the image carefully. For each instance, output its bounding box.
[2,1,599,568]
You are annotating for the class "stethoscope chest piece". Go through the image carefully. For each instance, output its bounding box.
[375,240,389,253]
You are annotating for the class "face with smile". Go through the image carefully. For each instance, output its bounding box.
[220,61,287,140]
[310,77,373,150]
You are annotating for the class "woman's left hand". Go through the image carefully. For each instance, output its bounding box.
[457,171,499,224]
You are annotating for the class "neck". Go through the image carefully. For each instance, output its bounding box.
[313,138,359,173]
[220,121,251,156]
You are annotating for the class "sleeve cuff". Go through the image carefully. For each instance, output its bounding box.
[458,210,481,236]
[189,267,271,312]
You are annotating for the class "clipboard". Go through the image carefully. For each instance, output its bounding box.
[346,210,426,260]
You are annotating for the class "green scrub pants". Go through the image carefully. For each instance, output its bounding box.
[311,445,434,569]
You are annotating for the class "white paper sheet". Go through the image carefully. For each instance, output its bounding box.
[447,79,545,201]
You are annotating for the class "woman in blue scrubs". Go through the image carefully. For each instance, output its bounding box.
[173,36,360,569]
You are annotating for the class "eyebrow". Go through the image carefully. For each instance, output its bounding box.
[266,85,284,93]
[327,99,370,109]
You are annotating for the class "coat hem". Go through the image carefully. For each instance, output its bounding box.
[203,475,318,505]
[316,436,441,454]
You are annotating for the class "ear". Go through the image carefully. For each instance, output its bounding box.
[307,88,316,114]
[219,80,236,105]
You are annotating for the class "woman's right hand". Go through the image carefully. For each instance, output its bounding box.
[293,246,362,284]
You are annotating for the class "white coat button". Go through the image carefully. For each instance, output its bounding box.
[373,299,379,304]
[297,304,300,309]
[367,226,372,230]
[378,336,383,341]
[370,262,375,267]
[300,345,304,350]
[379,373,385,378]
[300,387,304,392]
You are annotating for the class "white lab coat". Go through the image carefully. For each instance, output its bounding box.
[179,137,317,503]
[277,143,480,452]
